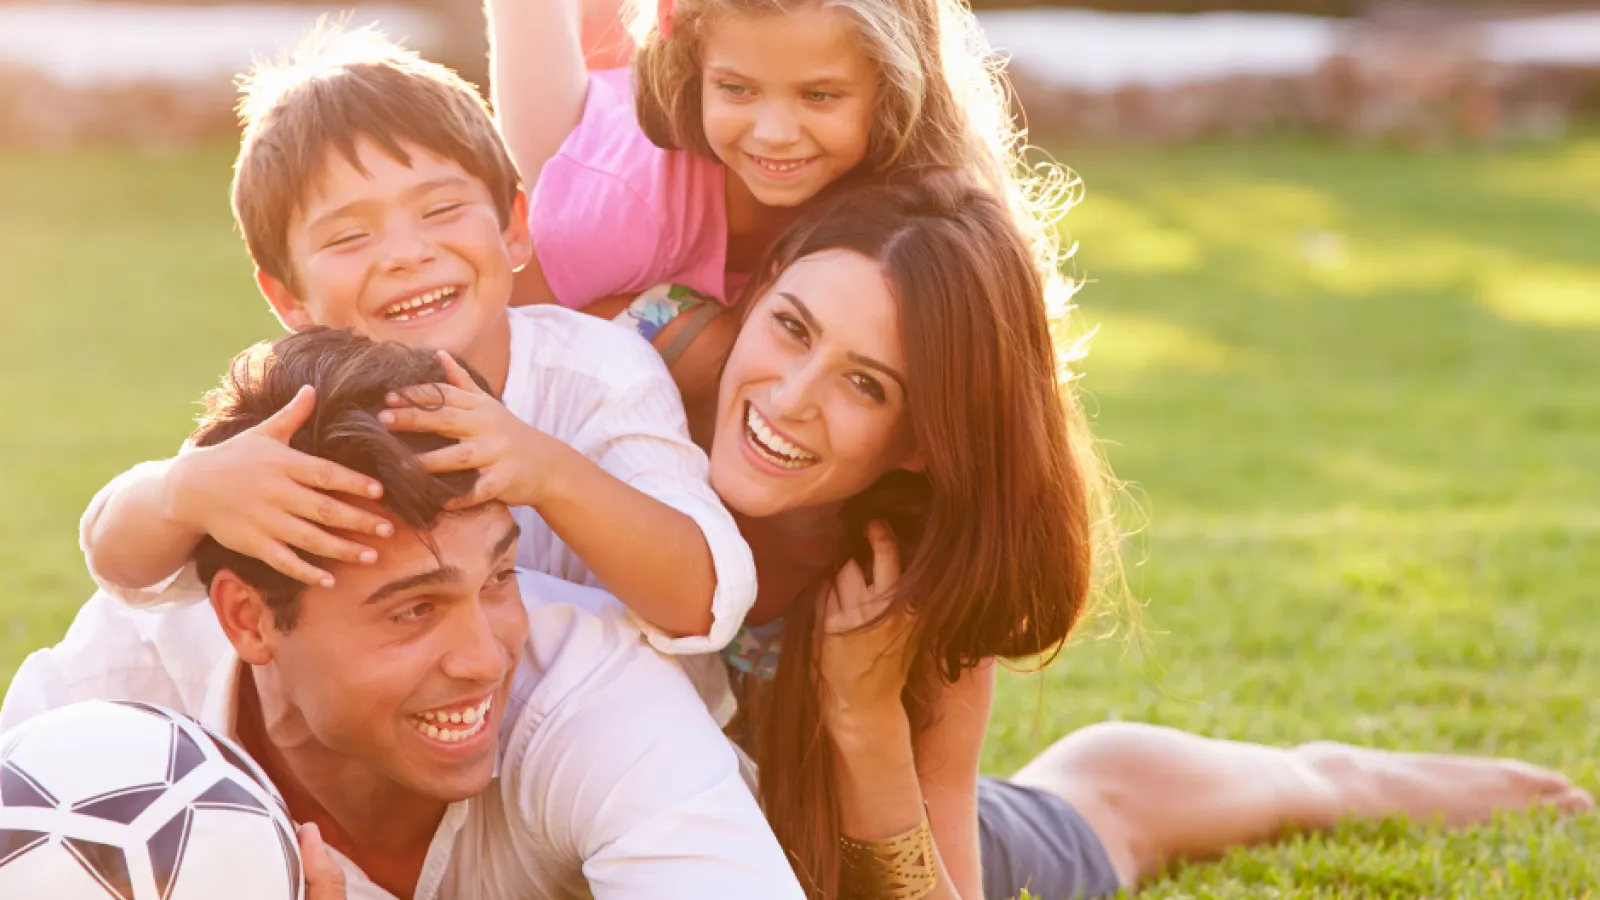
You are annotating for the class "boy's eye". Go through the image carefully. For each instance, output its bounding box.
[325,231,366,249]
[424,202,464,219]
[392,600,435,625]
[849,373,887,403]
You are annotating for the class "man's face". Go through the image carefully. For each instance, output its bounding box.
[263,137,531,367]
[265,503,527,802]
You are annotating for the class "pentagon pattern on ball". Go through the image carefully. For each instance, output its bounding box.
[0,699,304,900]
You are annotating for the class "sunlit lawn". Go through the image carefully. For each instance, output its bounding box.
[1,136,1597,897]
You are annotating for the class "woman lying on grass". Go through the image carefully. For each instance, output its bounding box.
[579,172,1594,899]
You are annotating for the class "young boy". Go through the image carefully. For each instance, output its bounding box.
[80,26,753,660]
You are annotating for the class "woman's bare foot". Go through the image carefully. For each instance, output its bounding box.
[1293,740,1595,828]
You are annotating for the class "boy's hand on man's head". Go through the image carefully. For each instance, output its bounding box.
[166,385,394,587]
[379,351,570,511]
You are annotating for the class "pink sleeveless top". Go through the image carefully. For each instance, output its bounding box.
[528,68,746,309]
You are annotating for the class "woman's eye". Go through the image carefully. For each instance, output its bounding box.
[491,567,518,588]
[393,601,435,625]
[850,373,887,403]
[719,82,751,98]
[802,90,834,103]
[772,311,809,343]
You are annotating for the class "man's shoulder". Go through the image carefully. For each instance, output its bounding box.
[500,571,713,754]
[506,570,653,708]
[0,593,222,734]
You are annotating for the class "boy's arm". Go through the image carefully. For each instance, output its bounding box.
[530,436,722,639]
[84,387,390,606]
[537,358,755,649]
[388,348,757,652]
[81,457,210,606]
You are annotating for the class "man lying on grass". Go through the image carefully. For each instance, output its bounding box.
[0,329,803,900]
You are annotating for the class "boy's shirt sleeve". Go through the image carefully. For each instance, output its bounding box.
[78,457,207,609]
[512,308,757,655]
[567,355,757,656]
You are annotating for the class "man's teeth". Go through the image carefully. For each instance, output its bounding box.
[745,405,817,468]
[410,696,492,743]
[384,286,458,321]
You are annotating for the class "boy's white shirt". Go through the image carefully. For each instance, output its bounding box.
[0,571,802,900]
[78,305,756,662]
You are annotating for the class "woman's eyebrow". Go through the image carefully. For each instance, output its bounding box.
[781,292,907,393]
[848,352,907,393]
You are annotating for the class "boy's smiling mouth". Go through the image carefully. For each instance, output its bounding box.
[381,285,461,322]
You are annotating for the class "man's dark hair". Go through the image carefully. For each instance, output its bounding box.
[191,328,488,630]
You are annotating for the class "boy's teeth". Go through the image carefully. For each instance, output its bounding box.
[385,286,458,319]
[744,405,817,468]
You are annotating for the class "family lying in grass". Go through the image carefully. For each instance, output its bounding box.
[2,1,1590,897]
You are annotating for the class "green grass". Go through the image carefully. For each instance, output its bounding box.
[1,137,1596,896]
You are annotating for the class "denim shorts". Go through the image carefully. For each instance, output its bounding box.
[977,777,1122,900]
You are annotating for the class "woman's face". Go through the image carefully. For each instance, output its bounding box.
[710,249,922,519]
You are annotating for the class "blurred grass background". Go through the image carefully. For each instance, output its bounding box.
[1,136,1596,895]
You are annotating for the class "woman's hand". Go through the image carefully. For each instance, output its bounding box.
[818,521,916,725]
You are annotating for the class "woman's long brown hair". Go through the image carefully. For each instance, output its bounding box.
[738,171,1100,897]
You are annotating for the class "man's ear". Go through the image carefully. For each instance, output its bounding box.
[504,190,534,273]
[210,570,282,666]
[257,267,315,331]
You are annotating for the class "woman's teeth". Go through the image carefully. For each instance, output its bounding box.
[383,286,459,322]
[745,404,818,469]
[410,696,492,743]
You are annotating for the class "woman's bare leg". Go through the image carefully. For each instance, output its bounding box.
[1009,722,1595,888]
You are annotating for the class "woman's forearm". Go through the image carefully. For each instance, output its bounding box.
[829,708,963,900]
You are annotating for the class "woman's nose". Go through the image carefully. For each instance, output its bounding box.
[768,364,820,417]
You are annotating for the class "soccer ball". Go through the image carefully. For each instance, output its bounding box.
[0,700,304,900]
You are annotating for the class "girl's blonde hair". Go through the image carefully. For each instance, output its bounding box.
[629,0,1085,344]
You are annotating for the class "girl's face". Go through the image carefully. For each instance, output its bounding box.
[709,249,922,519]
[699,6,877,208]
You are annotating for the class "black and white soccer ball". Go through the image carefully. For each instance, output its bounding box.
[0,699,304,900]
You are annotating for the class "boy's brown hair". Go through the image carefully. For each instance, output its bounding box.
[232,24,521,294]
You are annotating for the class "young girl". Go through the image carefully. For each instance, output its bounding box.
[486,0,1077,334]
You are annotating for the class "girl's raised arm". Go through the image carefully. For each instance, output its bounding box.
[484,0,591,187]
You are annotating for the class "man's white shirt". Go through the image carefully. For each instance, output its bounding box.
[0,571,803,900]
[77,305,757,658]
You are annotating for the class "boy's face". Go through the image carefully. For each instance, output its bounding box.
[260,138,531,363]
[263,503,528,802]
